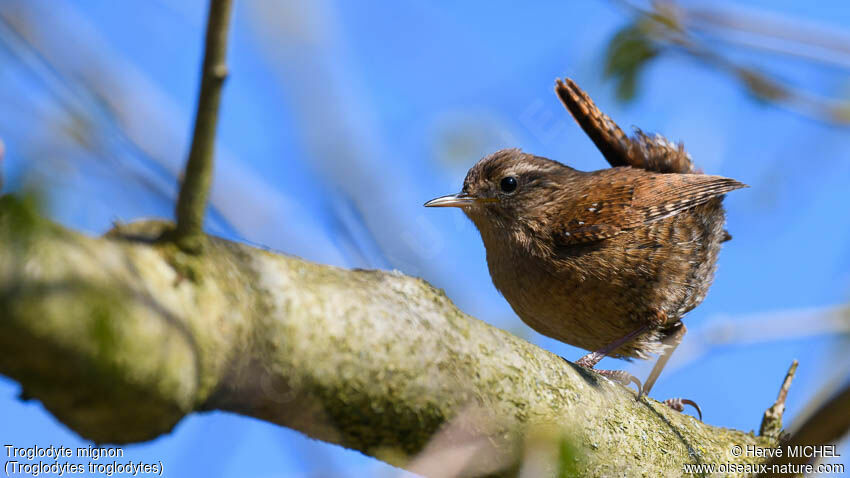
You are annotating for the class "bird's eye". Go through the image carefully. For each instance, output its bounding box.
[500,176,518,193]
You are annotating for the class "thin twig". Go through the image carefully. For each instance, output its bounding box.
[759,359,798,439]
[761,382,850,474]
[172,0,234,252]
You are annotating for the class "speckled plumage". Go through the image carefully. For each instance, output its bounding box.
[462,151,743,359]
[440,78,746,365]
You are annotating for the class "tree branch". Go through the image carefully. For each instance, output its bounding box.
[173,0,233,252]
[0,197,775,476]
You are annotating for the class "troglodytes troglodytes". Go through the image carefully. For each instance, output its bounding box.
[425,78,746,417]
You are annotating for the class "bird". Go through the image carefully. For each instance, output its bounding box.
[425,78,746,417]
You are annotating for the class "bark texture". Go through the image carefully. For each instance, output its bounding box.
[0,197,773,476]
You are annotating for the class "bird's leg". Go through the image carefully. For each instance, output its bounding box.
[641,322,686,395]
[575,325,649,392]
[640,322,703,420]
[575,324,649,369]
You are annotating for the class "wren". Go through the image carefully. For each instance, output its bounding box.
[425,78,746,412]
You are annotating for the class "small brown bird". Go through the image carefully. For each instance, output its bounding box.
[425,78,746,414]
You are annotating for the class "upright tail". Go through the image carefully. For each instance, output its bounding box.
[555,78,696,174]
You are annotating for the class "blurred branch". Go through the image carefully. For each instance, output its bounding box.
[605,0,850,124]
[684,5,850,70]
[0,1,346,265]
[651,305,849,381]
[0,12,177,201]
[0,198,776,477]
[173,0,234,252]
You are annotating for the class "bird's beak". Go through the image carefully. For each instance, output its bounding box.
[423,192,476,208]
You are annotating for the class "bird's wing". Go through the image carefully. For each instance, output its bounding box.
[555,78,695,174]
[551,171,747,247]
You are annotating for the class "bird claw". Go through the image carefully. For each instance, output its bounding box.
[595,369,642,394]
[663,397,703,421]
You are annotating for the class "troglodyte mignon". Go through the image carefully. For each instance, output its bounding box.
[425,78,746,416]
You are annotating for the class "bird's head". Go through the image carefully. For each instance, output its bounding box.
[425,149,572,231]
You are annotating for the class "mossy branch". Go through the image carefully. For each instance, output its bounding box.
[172,0,233,253]
[0,199,777,476]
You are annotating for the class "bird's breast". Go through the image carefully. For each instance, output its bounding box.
[478,205,727,359]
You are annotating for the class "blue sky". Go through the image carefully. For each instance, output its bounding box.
[1,0,848,476]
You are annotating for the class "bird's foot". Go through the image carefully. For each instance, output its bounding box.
[663,397,703,421]
[595,369,642,393]
[570,355,642,393]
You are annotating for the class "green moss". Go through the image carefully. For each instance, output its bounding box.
[82,286,125,378]
[0,193,50,248]
[0,278,187,443]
